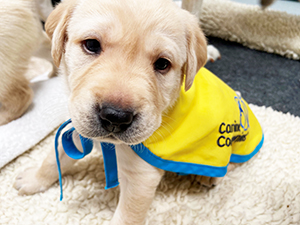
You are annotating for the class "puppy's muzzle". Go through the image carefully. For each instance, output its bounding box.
[99,105,134,133]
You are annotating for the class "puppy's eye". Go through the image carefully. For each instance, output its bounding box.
[154,58,171,74]
[83,39,101,54]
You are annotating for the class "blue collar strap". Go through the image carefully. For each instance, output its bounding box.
[54,119,119,201]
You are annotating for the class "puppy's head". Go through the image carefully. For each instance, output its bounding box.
[46,0,207,144]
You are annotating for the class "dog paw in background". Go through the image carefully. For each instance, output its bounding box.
[260,0,300,9]
[260,0,276,9]
[207,45,221,62]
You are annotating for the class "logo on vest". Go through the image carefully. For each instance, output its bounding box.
[217,96,250,148]
[235,95,249,131]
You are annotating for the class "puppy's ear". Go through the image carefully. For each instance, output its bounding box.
[45,0,76,67]
[184,14,207,91]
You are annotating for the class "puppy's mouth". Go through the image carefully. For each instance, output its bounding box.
[92,134,122,144]
[82,120,147,145]
[92,133,135,145]
[73,110,157,146]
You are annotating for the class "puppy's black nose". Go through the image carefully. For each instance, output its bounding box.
[99,106,134,133]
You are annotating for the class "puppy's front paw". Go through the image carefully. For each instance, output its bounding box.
[207,45,221,63]
[195,175,223,187]
[14,167,54,195]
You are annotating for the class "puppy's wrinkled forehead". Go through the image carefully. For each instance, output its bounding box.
[68,0,186,61]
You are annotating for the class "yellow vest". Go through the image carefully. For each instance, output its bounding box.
[56,67,264,198]
[131,67,264,177]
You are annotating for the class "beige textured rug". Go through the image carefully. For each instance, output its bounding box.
[1,105,300,224]
[201,0,300,60]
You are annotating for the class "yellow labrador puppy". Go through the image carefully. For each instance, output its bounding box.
[0,0,54,125]
[14,0,206,222]
[14,0,264,224]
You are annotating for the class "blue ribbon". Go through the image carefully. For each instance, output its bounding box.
[54,119,119,201]
[100,143,120,189]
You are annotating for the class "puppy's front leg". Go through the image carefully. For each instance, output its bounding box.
[111,144,164,225]
[14,128,80,195]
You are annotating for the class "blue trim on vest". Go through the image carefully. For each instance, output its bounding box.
[130,144,228,177]
[55,120,264,200]
[55,120,120,200]
[62,127,93,160]
[100,143,120,189]
[55,119,94,201]
[230,134,264,163]
[130,134,264,178]
[54,119,72,201]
